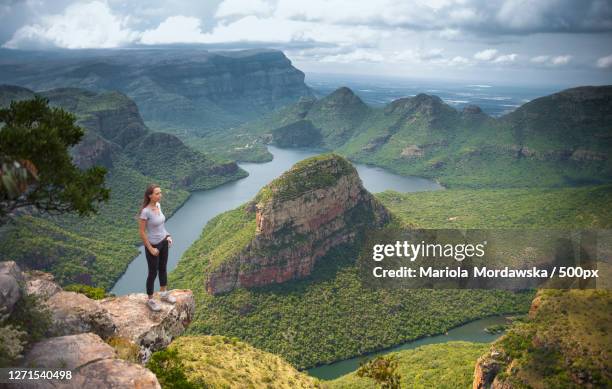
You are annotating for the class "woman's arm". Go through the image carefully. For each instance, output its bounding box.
[139,218,159,256]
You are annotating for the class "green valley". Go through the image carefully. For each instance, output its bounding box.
[0,85,247,289]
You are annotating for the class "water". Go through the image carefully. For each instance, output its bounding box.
[307,315,509,380]
[110,145,442,295]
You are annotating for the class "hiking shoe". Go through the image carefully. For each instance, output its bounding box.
[160,291,176,304]
[147,298,162,312]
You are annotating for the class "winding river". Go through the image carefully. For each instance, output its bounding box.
[110,146,510,381]
[307,315,508,380]
[111,145,442,295]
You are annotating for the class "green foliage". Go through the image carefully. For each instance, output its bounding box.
[158,335,319,388]
[64,283,108,299]
[255,154,355,203]
[493,290,612,388]
[106,336,140,363]
[327,342,490,389]
[181,204,257,274]
[0,309,27,367]
[356,355,401,389]
[0,87,246,290]
[0,293,52,367]
[0,96,110,219]
[227,86,612,187]
[172,242,533,369]
[376,185,612,229]
[0,156,189,289]
[147,348,202,389]
[170,182,611,369]
[272,119,323,147]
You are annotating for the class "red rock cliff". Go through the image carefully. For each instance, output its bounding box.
[205,154,390,294]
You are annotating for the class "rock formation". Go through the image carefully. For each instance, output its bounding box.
[205,154,390,294]
[17,333,161,389]
[472,289,612,388]
[1,261,195,388]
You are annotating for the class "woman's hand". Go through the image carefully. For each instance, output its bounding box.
[148,246,159,256]
[167,236,173,247]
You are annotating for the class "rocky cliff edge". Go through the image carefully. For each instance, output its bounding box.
[1,261,195,388]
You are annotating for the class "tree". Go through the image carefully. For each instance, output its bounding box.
[0,96,109,221]
[357,354,402,389]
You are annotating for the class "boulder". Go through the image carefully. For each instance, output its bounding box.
[14,332,160,389]
[46,291,116,339]
[22,332,116,369]
[25,270,62,300]
[71,359,161,389]
[0,261,24,315]
[100,290,194,363]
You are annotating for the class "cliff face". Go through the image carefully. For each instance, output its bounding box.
[205,154,390,294]
[1,261,195,388]
[472,289,612,389]
[1,261,196,388]
[0,48,313,129]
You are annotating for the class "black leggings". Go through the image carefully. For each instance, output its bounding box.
[145,237,169,296]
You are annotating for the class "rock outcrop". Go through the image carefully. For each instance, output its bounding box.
[1,260,194,388]
[205,154,390,294]
[101,290,195,362]
[0,261,24,315]
[472,289,612,388]
[17,333,161,389]
[45,290,117,339]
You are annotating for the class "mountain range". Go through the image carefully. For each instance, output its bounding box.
[0,48,312,133]
[235,85,612,188]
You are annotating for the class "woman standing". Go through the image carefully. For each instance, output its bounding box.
[139,184,176,311]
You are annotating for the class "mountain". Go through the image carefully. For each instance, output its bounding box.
[169,156,533,368]
[194,154,390,294]
[237,85,612,188]
[0,48,313,131]
[0,85,247,289]
[473,289,612,388]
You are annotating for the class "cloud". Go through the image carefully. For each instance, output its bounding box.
[530,54,572,66]
[448,55,470,66]
[493,53,517,63]
[494,0,612,34]
[3,1,137,49]
[319,48,385,63]
[215,0,273,19]
[474,49,498,61]
[140,15,203,44]
[596,54,612,68]
[551,55,572,65]
[530,55,550,63]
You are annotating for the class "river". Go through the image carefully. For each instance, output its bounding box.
[307,315,509,380]
[111,146,442,295]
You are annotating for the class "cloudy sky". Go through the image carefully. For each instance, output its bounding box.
[1,0,611,85]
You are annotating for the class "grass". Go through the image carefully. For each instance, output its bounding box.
[156,335,320,388]
[324,341,490,389]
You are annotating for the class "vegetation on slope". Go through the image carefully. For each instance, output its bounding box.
[232,86,612,187]
[325,341,489,389]
[0,86,246,289]
[376,184,612,229]
[170,183,611,369]
[149,335,321,388]
[487,289,611,388]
